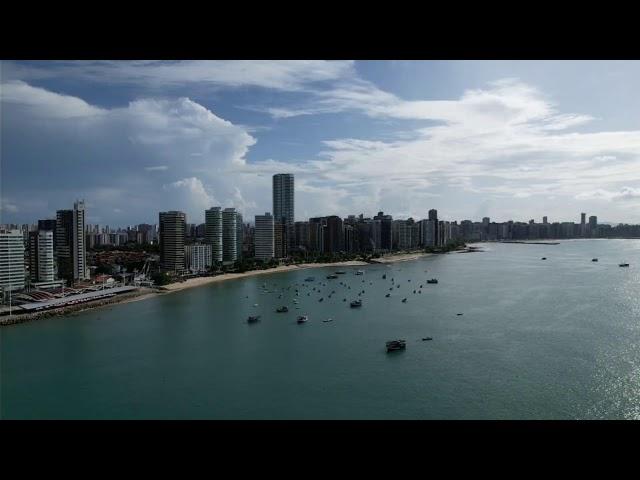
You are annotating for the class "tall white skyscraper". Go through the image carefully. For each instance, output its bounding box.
[205,207,223,263]
[0,229,25,293]
[255,213,275,261]
[222,208,237,263]
[273,173,294,251]
[29,230,55,283]
[56,200,88,283]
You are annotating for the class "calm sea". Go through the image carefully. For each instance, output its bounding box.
[2,239,640,419]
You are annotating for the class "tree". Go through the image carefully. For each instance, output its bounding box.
[151,272,172,286]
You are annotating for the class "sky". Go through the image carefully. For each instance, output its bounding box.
[2,60,640,227]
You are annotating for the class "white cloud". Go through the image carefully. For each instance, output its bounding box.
[145,165,168,171]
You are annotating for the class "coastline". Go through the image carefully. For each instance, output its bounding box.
[1,252,436,326]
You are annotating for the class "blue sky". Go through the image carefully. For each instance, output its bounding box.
[2,60,640,226]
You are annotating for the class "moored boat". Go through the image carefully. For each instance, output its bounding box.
[276,306,288,313]
[297,315,308,324]
[247,315,261,324]
[350,299,362,308]
[426,279,438,284]
[619,262,630,267]
[386,340,406,352]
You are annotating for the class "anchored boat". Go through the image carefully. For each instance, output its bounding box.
[247,315,261,324]
[276,306,288,313]
[426,279,438,284]
[297,315,308,324]
[350,299,363,308]
[386,340,406,352]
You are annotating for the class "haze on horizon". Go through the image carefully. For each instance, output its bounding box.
[2,60,640,226]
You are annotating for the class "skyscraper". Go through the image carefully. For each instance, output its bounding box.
[0,229,25,293]
[236,213,243,261]
[222,208,237,263]
[373,212,392,251]
[273,173,294,252]
[428,209,439,246]
[29,230,55,283]
[55,200,88,283]
[159,211,186,273]
[581,212,586,237]
[205,207,223,264]
[254,213,275,261]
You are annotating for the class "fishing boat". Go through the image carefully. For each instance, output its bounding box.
[326,274,339,279]
[619,262,630,267]
[382,274,387,279]
[247,315,261,324]
[323,318,333,323]
[422,337,433,341]
[355,270,364,275]
[402,298,407,303]
[457,313,463,316]
[276,306,288,313]
[297,315,308,324]
[350,299,362,308]
[541,257,547,260]
[335,271,346,275]
[386,340,406,352]
[592,258,598,262]
[385,293,390,297]
[426,279,438,284]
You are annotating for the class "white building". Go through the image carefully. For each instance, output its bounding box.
[184,244,212,273]
[0,229,25,293]
[222,208,237,263]
[254,213,275,261]
[29,230,55,283]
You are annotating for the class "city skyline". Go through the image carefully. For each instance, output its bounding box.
[3,61,640,226]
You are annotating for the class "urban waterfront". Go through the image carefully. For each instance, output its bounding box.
[2,239,640,419]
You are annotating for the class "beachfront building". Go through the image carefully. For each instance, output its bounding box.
[222,208,237,264]
[184,244,212,273]
[236,213,243,261]
[205,207,223,264]
[273,173,295,249]
[159,211,186,273]
[0,229,25,295]
[254,213,275,261]
[28,230,55,283]
[55,200,88,284]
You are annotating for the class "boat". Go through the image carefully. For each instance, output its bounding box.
[253,303,259,306]
[323,318,333,323]
[386,340,406,352]
[426,279,438,284]
[297,315,308,324]
[457,313,463,316]
[247,315,261,324]
[382,274,387,279]
[335,271,346,275]
[319,298,324,302]
[385,293,390,298]
[541,257,547,260]
[276,306,288,313]
[402,298,407,303]
[422,337,433,341]
[619,263,630,267]
[355,270,364,275]
[396,285,400,288]
[304,277,315,282]
[350,300,362,308]
[592,258,598,262]
[326,274,339,279]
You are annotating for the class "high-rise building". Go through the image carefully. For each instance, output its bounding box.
[29,230,55,283]
[236,213,243,261]
[294,221,310,251]
[38,219,57,250]
[254,213,275,261]
[159,211,186,273]
[0,229,25,293]
[274,220,287,259]
[373,212,392,251]
[205,207,223,264]
[543,216,548,224]
[428,209,439,246]
[222,208,237,263]
[589,216,597,235]
[273,173,294,249]
[55,200,88,283]
[184,244,212,273]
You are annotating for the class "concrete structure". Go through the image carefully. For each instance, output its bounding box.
[159,211,186,273]
[55,200,88,283]
[236,213,243,261]
[254,213,275,261]
[184,244,212,273]
[0,229,25,293]
[222,208,237,263]
[29,230,55,283]
[273,173,295,247]
[205,207,223,264]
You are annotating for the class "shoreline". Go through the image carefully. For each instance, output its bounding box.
[1,252,436,326]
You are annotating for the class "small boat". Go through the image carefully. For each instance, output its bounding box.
[402,298,407,303]
[326,274,339,279]
[253,303,259,307]
[396,285,400,288]
[457,313,463,316]
[619,263,630,267]
[541,257,547,260]
[350,300,362,308]
[304,277,315,282]
[319,298,324,302]
[323,318,333,323]
[413,290,416,294]
[335,271,346,275]
[343,298,346,301]
[592,258,598,262]
[276,306,288,313]
[355,270,364,275]
[386,340,406,352]
[382,274,387,279]
[247,315,261,324]
[297,315,308,324]
[426,279,438,284]
[385,293,390,298]
[422,337,433,341]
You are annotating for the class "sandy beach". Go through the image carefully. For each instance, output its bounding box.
[369,252,433,264]
[160,260,369,293]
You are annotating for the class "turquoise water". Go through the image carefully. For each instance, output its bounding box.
[3,239,640,419]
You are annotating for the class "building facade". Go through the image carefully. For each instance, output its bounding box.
[159,211,186,273]
[0,229,25,293]
[222,208,237,263]
[254,213,275,261]
[273,173,295,249]
[205,207,223,264]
